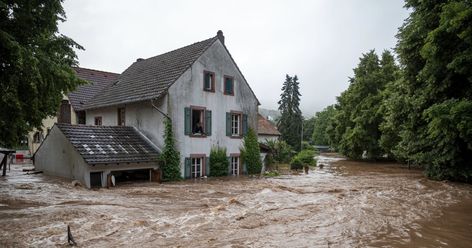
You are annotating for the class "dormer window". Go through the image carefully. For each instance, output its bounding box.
[203,71,215,92]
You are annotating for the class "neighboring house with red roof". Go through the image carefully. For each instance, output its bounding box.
[28,67,119,154]
[257,113,281,143]
[35,31,260,186]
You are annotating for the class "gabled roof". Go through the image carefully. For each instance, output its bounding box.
[84,30,260,110]
[56,123,160,165]
[68,67,119,111]
[257,113,281,136]
[84,36,219,109]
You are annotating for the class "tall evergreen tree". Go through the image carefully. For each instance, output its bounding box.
[0,0,84,147]
[277,74,303,151]
[277,75,293,144]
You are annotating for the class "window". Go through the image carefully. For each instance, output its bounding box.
[117,107,125,126]
[231,156,240,176]
[95,116,102,126]
[231,113,241,136]
[191,157,203,178]
[184,107,212,136]
[192,109,205,135]
[203,71,215,92]
[224,76,234,95]
[77,111,86,124]
[226,112,248,137]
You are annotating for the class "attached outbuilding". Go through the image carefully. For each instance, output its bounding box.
[34,124,161,188]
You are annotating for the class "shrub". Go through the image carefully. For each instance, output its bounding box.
[297,149,316,166]
[290,156,303,170]
[161,118,181,181]
[240,128,262,175]
[210,146,229,177]
[290,149,316,170]
[264,140,294,163]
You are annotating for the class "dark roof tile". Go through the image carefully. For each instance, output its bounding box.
[56,124,160,165]
[84,37,218,109]
[68,67,119,110]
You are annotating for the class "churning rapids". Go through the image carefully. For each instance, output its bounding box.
[1,154,471,247]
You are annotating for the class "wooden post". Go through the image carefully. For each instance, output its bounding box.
[1,155,6,176]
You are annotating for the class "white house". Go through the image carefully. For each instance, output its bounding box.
[35,31,260,182]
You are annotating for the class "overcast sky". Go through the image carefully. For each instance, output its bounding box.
[59,0,409,117]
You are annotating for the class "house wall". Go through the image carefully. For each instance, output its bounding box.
[168,40,259,177]
[34,125,89,186]
[86,97,167,150]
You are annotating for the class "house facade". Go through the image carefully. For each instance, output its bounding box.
[79,31,259,178]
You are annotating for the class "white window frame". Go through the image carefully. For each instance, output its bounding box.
[191,157,203,178]
[231,156,239,176]
[231,113,241,136]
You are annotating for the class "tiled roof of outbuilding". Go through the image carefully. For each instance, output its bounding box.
[56,124,160,165]
[68,67,119,111]
[84,36,219,109]
[257,114,281,136]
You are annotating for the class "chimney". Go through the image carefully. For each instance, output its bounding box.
[217,30,224,45]
[136,58,144,62]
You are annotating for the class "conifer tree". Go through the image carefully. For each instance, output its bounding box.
[277,74,303,151]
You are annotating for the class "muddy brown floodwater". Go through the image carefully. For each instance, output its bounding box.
[1,154,471,247]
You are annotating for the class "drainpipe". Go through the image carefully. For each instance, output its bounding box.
[150,98,171,120]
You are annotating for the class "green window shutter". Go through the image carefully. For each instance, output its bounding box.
[184,157,191,179]
[184,107,191,135]
[204,73,211,90]
[205,110,212,136]
[205,157,210,176]
[227,156,232,175]
[226,112,231,136]
[243,162,248,175]
[225,78,233,94]
[242,114,248,135]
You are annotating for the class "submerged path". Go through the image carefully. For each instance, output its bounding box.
[1,155,471,247]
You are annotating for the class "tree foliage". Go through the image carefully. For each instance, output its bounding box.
[391,0,472,181]
[240,128,262,175]
[209,146,229,177]
[326,0,472,182]
[302,117,315,142]
[312,105,336,145]
[329,50,400,159]
[277,75,303,151]
[0,0,84,147]
[161,118,181,181]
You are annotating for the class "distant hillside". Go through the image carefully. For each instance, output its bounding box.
[259,108,280,121]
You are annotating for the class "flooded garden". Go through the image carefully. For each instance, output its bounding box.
[1,154,471,247]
